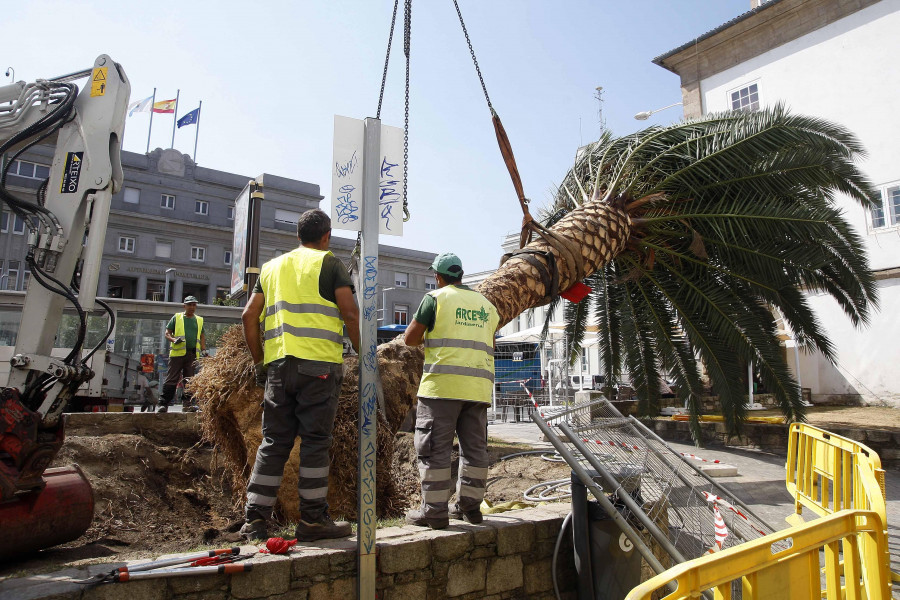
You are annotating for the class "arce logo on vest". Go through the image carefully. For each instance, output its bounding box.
[455,306,491,327]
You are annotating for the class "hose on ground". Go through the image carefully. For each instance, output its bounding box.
[552,511,572,600]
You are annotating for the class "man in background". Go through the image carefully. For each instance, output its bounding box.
[160,296,206,413]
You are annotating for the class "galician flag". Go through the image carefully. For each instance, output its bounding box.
[152,99,177,114]
[177,107,201,128]
[127,95,153,117]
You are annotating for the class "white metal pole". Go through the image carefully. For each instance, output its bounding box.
[793,344,803,393]
[146,87,156,154]
[192,100,202,163]
[748,361,754,405]
[356,116,381,600]
[170,89,179,148]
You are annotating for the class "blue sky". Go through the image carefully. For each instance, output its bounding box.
[2,0,751,273]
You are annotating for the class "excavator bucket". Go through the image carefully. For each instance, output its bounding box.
[0,466,94,561]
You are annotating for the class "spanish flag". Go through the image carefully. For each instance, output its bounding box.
[152,99,176,114]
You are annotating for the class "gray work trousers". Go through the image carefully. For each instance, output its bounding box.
[414,397,489,519]
[161,351,196,408]
[245,357,343,523]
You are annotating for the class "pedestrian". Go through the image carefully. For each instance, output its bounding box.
[404,252,500,529]
[239,209,360,543]
[138,374,157,412]
[159,296,206,413]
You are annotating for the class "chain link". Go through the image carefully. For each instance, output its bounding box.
[452,0,493,113]
[403,0,412,221]
[376,0,400,120]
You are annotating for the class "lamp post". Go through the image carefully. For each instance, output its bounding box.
[4,67,13,83]
[379,287,395,325]
[634,101,683,121]
[163,268,176,303]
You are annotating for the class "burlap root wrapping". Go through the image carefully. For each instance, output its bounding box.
[188,326,423,523]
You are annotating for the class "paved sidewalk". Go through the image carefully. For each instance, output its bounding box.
[488,420,900,584]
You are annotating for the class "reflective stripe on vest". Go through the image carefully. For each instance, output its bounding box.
[417,285,499,404]
[169,313,203,357]
[259,247,344,364]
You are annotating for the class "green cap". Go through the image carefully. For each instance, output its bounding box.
[183,296,199,304]
[429,252,463,277]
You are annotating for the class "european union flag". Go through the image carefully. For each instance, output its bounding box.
[177,107,200,128]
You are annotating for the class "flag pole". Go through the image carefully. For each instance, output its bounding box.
[170,89,180,149]
[192,101,203,163]
[146,88,156,154]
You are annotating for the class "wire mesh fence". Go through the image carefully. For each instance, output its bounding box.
[537,396,784,598]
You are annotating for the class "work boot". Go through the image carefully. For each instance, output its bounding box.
[404,509,448,530]
[449,504,483,524]
[157,405,168,413]
[295,515,352,542]
[239,519,269,542]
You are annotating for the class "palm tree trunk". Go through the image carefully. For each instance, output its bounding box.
[478,201,632,327]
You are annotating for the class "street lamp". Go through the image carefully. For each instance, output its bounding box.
[4,67,13,83]
[379,287,396,324]
[634,101,683,120]
[163,268,176,303]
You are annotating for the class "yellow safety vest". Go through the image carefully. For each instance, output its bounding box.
[418,285,499,404]
[259,246,345,365]
[169,313,204,357]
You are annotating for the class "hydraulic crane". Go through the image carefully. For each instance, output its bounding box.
[0,55,129,559]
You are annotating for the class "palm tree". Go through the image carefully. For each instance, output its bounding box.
[477,105,877,436]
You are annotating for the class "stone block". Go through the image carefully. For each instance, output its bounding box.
[84,580,166,600]
[431,530,473,561]
[265,591,310,600]
[0,568,85,600]
[880,448,900,460]
[699,463,738,477]
[174,592,229,600]
[385,580,428,600]
[865,429,892,443]
[525,558,553,595]
[308,578,355,600]
[533,516,564,540]
[446,559,486,597]
[230,555,291,598]
[328,548,356,573]
[496,520,535,556]
[472,525,497,547]
[168,574,227,595]
[379,537,432,573]
[469,546,497,559]
[394,568,432,585]
[291,549,333,580]
[486,555,524,595]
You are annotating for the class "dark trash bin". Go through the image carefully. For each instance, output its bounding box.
[571,469,643,600]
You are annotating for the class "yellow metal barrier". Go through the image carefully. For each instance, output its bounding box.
[785,423,896,585]
[625,509,891,600]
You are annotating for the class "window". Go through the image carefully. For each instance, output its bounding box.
[224,250,232,265]
[9,160,50,180]
[191,246,206,262]
[730,83,759,112]
[425,280,436,290]
[394,304,409,326]
[526,311,534,329]
[871,185,900,229]
[123,187,140,204]
[275,209,300,226]
[161,194,176,209]
[155,242,172,258]
[22,271,30,291]
[581,352,589,374]
[227,206,235,220]
[118,236,135,253]
[195,200,209,215]
[7,261,19,290]
[0,212,7,233]
[395,272,408,288]
[12,215,25,234]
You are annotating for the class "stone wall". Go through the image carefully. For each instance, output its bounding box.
[2,505,577,600]
[652,419,900,468]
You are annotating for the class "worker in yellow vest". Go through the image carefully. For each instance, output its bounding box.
[404,252,500,529]
[239,209,360,543]
[160,296,206,413]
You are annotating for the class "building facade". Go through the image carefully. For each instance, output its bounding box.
[1,146,436,328]
[654,0,900,405]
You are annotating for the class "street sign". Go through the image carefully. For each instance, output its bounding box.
[331,115,404,236]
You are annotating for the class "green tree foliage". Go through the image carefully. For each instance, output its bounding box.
[547,105,877,435]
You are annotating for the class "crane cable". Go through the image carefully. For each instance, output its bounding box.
[350,0,412,278]
[450,0,585,302]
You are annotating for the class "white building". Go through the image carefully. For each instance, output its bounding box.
[655,0,900,406]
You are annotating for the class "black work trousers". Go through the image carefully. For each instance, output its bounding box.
[245,356,343,523]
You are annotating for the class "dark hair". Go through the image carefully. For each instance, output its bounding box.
[297,209,332,244]
[438,272,463,285]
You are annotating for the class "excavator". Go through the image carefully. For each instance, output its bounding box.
[0,55,130,560]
